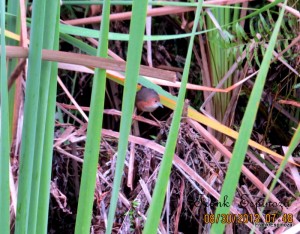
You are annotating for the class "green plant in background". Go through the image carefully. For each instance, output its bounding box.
[74,0,111,233]
[6,0,20,135]
[105,1,150,233]
[125,200,141,232]
[10,0,61,233]
[143,1,204,233]
[1,0,299,233]
[212,1,288,232]
[203,3,240,134]
[203,0,299,139]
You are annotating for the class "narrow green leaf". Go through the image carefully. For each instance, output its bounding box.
[266,124,300,204]
[105,0,149,233]
[254,45,261,67]
[211,1,287,233]
[249,17,258,41]
[28,1,60,233]
[6,0,20,137]
[15,0,47,233]
[235,22,249,41]
[59,23,208,41]
[36,22,60,234]
[74,0,111,233]
[259,13,271,34]
[143,1,203,233]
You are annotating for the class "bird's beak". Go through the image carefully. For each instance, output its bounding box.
[158,102,164,108]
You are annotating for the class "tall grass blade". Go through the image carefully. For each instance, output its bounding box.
[6,0,20,134]
[105,0,149,233]
[15,0,47,232]
[143,1,203,233]
[74,0,111,233]
[27,1,60,233]
[211,1,287,233]
[36,3,60,231]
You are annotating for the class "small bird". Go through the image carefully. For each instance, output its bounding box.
[135,86,163,112]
